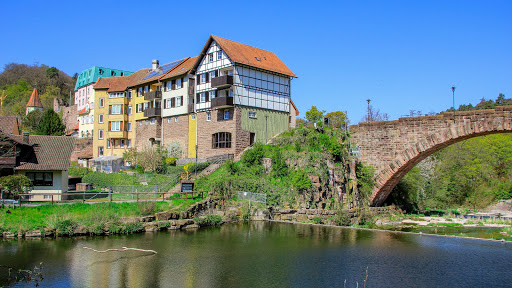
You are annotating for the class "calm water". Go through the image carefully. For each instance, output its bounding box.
[1,222,512,288]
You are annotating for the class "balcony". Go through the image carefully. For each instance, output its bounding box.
[144,91,162,101]
[188,104,195,113]
[144,107,161,118]
[188,86,194,97]
[107,131,127,139]
[211,97,234,109]
[211,75,233,88]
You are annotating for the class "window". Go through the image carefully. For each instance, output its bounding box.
[111,71,115,76]
[110,104,122,114]
[145,120,149,125]
[107,140,111,148]
[144,102,149,110]
[150,118,156,125]
[127,122,132,132]
[120,139,125,148]
[212,132,232,149]
[200,92,206,103]
[99,98,104,108]
[127,89,132,99]
[26,172,53,186]
[44,195,52,200]
[98,129,104,139]
[176,78,182,89]
[144,85,149,93]
[165,98,173,109]
[110,121,121,131]
[167,118,172,123]
[200,73,207,84]
[191,114,196,120]
[99,69,104,75]
[127,139,132,148]
[127,105,132,115]
[209,90,216,99]
[137,104,143,113]
[210,70,216,79]
[217,50,223,60]
[229,89,234,97]
[109,92,124,98]
[165,81,172,91]
[176,96,182,107]
[249,111,257,119]
[175,117,178,122]
[98,146,104,156]
[206,112,211,121]
[138,87,143,97]
[224,110,230,120]
[208,53,214,62]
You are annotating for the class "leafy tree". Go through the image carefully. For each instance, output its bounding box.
[21,109,42,132]
[138,145,168,173]
[36,109,65,136]
[39,85,60,110]
[305,106,325,124]
[45,67,59,79]
[0,174,33,197]
[123,148,139,167]
[325,111,348,129]
[167,142,183,158]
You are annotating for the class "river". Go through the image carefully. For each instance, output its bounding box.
[1,222,512,287]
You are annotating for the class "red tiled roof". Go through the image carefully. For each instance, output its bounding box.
[194,35,296,77]
[11,135,75,171]
[78,108,88,114]
[73,123,79,130]
[0,116,20,135]
[26,88,43,108]
[94,69,151,92]
[160,56,198,81]
[290,99,299,115]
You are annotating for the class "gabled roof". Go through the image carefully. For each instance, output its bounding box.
[193,35,296,78]
[11,135,75,171]
[94,69,151,92]
[0,116,20,135]
[78,107,88,114]
[290,99,299,115]
[160,56,198,81]
[138,58,187,84]
[26,88,43,108]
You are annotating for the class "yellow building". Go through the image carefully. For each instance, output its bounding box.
[92,69,150,163]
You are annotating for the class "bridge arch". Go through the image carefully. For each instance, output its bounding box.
[349,106,512,206]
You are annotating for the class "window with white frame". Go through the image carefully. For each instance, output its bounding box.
[137,104,143,113]
[120,139,125,148]
[167,118,172,123]
[210,90,216,99]
[249,111,257,119]
[208,53,213,62]
[110,121,121,131]
[210,71,216,79]
[206,112,211,121]
[217,50,223,60]
[127,122,132,132]
[191,114,196,120]
[144,102,149,110]
[99,114,104,123]
[150,118,156,125]
[176,78,182,89]
[98,129,104,139]
[109,92,124,98]
[176,96,182,107]
[98,146,104,156]
[200,74,207,84]
[127,105,132,115]
[110,105,122,115]
[99,98,104,108]
[138,87,143,97]
[127,89,132,98]
[200,92,206,103]
[165,81,171,91]
[107,140,111,148]
[175,117,178,122]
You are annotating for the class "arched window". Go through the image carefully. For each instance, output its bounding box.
[212,132,231,149]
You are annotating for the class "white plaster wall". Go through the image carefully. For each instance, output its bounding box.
[16,170,68,201]
[162,76,191,117]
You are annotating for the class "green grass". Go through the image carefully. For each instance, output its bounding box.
[0,201,180,234]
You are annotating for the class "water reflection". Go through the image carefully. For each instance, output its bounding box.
[1,222,512,288]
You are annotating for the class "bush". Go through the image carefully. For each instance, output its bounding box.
[69,166,90,177]
[312,216,323,224]
[186,162,210,173]
[242,143,265,166]
[165,157,178,166]
[195,214,223,226]
[0,175,33,196]
[334,209,351,226]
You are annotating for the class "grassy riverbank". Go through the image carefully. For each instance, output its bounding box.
[0,200,202,235]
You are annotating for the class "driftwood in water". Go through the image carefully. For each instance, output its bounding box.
[83,246,157,254]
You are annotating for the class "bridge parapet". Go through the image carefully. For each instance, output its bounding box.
[349,106,512,206]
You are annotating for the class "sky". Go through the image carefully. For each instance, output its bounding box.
[1,0,510,123]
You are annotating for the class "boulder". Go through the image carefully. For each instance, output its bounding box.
[139,216,156,222]
[155,212,171,221]
[2,232,15,238]
[74,226,88,235]
[179,211,189,219]
[183,224,200,229]
[25,230,42,238]
[43,228,55,237]
[170,212,180,219]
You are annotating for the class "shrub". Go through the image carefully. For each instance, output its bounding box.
[291,169,312,192]
[186,162,210,173]
[69,166,90,177]
[242,143,265,166]
[168,142,183,158]
[195,214,223,226]
[165,157,178,166]
[312,216,323,224]
[334,209,351,226]
[56,219,77,235]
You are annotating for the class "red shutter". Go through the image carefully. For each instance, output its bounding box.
[108,122,112,131]
[109,105,112,114]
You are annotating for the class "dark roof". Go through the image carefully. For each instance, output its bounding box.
[139,58,187,84]
[94,69,151,92]
[11,135,75,171]
[0,116,20,135]
[160,57,198,81]
[193,35,296,77]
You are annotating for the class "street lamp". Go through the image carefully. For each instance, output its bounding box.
[451,86,456,121]
[366,99,371,123]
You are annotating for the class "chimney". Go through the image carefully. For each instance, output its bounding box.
[22,132,29,144]
[152,60,159,70]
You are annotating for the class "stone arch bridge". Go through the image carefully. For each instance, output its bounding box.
[349,106,512,206]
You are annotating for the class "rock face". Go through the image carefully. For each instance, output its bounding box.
[2,232,15,238]
[25,230,42,238]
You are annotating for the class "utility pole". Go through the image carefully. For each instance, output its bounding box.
[265,115,268,144]
[366,99,371,123]
[451,86,456,122]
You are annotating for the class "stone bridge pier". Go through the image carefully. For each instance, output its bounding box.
[349,106,512,206]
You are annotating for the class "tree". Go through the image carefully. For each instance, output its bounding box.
[0,174,33,197]
[138,145,168,173]
[36,109,65,135]
[361,105,389,122]
[325,111,349,129]
[45,67,59,79]
[39,85,60,110]
[22,109,43,132]
[123,148,139,167]
[305,106,325,124]
[168,142,183,158]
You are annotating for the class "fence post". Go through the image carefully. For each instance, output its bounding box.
[132,185,135,199]
[136,189,139,202]
[83,191,85,203]
[109,186,112,202]
[19,195,21,207]
[51,195,54,205]
[154,185,157,199]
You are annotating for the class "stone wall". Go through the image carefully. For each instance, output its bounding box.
[350,106,512,205]
[135,118,162,149]
[61,104,78,131]
[162,115,189,157]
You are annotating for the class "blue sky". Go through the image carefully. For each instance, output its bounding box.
[1,0,510,123]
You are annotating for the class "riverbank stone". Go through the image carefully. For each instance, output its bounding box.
[155,211,171,221]
[139,216,156,222]
[119,217,140,224]
[25,230,42,238]
[2,232,15,238]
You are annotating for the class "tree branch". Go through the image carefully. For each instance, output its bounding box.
[83,247,157,254]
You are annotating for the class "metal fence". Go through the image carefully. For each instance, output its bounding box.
[238,191,266,209]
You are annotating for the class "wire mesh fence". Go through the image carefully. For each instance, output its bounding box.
[238,191,267,209]
[109,185,159,200]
